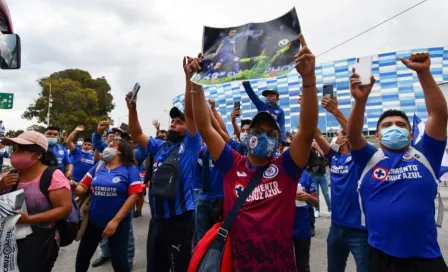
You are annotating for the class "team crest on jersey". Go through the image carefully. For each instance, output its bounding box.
[58,150,64,155]
[402,152,414,162]
[372,167,388,181]
[345,156,352,163]
[178,144,185,154]
[234,183,244,198]
[81,158,86,163]
[274,110,280,114]
[263,164,279,178]
[249,136,258,148]
[112,177,121,184]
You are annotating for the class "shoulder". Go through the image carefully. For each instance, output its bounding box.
[48,169,70,191]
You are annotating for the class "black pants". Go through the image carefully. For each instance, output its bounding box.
[17,227,59,272]
[294,238,311,272]
[369,246,448,272]
[308,204,315,231]
[147,211,194,272]
[76,219,131,272]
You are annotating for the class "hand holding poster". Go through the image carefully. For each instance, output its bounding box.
[192,7,301,85]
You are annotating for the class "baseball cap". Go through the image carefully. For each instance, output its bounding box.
[261,88,279,97]
[170,107,186,121]
[249,112,281,131]
[2,131,48,151]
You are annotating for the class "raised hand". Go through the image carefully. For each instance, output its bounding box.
[208,99,216,110]
[349,67,375,101]
[97,120,110,133]
[152,120,160,129]
[231,109,240,120]
[321,97,338,114]
[75,125,85,132]
[294,34,316,81]
[184,54,202,77]
[400,52,430,73]
[125,92,137,111]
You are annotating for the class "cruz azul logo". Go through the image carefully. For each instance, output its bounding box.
[263,164,279,178]
[372,167,388,181]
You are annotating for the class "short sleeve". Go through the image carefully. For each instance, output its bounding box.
[228,139,241,152]
[280,149,303,181]
[214,144,237,175]
[184,130,202,153]
[48,169,71,191]
[80,163,99,188]
[350,143,378,170]
[147,138,166,156]
[71,146,81,156]
[415,132,447,175]
[127,166,143,195]
[63,148,72,164]
[324,149,335,162]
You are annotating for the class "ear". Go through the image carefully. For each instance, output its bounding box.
[375,131,381,143]
[409,131,414,141]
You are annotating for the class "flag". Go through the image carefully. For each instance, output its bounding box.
[412,113,448,178]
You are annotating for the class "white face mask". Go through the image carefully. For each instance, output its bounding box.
[77,141,83,146]
[330,137,341,152]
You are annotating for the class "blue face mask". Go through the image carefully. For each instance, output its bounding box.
[247,132,279,158]
[47,137,58,146]
[380,125,410,150]
[266,98,276,107]
[239,133,248,145]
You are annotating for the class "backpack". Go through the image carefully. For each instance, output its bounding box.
[12,166,82,247]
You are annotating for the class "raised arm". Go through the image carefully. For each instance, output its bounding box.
[321,97,348,133]
[289,34,318,168]
[152,120,161,136]
[400,53,447,140]
[190,68,225,162]
[93,121,109,153]
[209,99,228,134]
[126,93,149,149]
[183,55,199,136]
[210,107,231,143]
[347,68,375,150]
[242,81,266,110]
[231,109,241,139]
[66,125,84,152]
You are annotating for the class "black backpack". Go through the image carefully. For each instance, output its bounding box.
[150,144,181,200]
[12,167,82,247]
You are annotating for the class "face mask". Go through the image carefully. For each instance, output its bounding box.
[266,99,276,107]
[239,133,248,145]
[380,125,410,150]
[330,137,347,152]
[82,149,93,154]
[167,130,184,143]
[102,147,118,162]
[11,152,38,170]
[47,137,58,146]
[77,141,83,146]
[247,132,279,158]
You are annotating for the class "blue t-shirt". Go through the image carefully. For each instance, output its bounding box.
[81,163,143,227]
[196,140,241,200]
[325,150,365,230]
[147,131,202,220]
[71,147,95,181]
[49,144,71,173]
[221,36,235,55]
[92,131,107,153]
[353,132,446,258]
[134,144,148,173]
[293,171,315,239]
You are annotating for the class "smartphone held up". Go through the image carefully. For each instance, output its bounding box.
[355,56,373,85]
[129,83,141,103]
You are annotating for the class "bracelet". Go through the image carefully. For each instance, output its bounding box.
[191,89,202,94]
[303,83,316,88]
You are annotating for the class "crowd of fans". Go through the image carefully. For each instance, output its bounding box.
[0,34,446,272]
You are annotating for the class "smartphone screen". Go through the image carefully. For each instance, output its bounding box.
[129,83,141,102]
[355,56,373,85]
[323,84,334,98]
[234,101,241,116]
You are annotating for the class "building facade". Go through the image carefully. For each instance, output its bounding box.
[173,46,448,135]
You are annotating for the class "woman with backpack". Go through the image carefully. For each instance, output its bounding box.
[0,131,73,272]
[72,138,142,272]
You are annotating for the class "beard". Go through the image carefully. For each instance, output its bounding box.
[167,130,185,143]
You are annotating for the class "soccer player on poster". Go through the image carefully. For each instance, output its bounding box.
[209,29,240,74]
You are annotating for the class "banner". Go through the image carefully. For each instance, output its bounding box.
[192,7,301,85]
[0,189,28,272]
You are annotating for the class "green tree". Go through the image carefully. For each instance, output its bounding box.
[5,130,24,138]
[22,69,115,134]
[26,124,46,134]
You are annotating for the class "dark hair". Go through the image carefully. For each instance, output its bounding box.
[17,144,57,166]
[377,110,411,130]
[84,138,92,143]
[113,138,137,166]
[159,130,168,135]
[241,119,251,128]
[46,126,61,133]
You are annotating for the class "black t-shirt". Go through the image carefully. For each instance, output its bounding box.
[307,148,326,175]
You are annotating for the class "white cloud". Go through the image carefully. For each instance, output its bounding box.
[0,0,447,136]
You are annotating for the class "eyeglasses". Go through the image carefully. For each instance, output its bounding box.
[248,128,279,138]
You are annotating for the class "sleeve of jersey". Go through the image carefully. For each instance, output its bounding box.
[63,148,72,164]
[185,129,202,152]
[147,137,164,156]
[228,139,241,151]
[214,144,236,175]
[242,81,266,111]
[280,149,303,181]
[416,132,447,175]
[80,169,94,188]
[279,109,286,142]
[92,131,107,153]
[127,166,143,195]
[350,143,377,170]
[324,150,335,162]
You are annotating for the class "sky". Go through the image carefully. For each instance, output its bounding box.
[0,0,447,136]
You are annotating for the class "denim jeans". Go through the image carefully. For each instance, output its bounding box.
[193,199,216,247]
[76,219,131,272]
[327,224,369,272]
[99,217,135,262]
[312,173,331,212]
[193,189,201,208]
